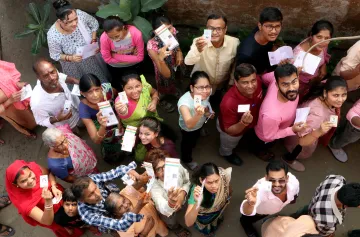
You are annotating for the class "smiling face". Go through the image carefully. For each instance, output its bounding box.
[206,18,227,43]
[258,21,282,42]
[235,73,258,98]
[139,125,158,145]
[15,168,36,189]
[201,173,221,194]
[190,77,212,100]
[37,62,60,90]
[266,169,288,195]
[310,29,331,51]
[114,195,132,217]
[81,180,103,205]
[324,86,347,108]
[123,79,142,101]
[59,10,78,32]
[81,85,104,105]
[52,135,69,154]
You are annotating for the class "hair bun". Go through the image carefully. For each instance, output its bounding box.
[53,0,71,10]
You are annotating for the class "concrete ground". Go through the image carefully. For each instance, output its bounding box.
[1,1,360,237]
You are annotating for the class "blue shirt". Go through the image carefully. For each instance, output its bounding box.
[48,156,74,179]
[77,161,143,233]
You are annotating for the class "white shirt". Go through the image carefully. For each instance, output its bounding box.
[240,172,300,216]
[30,73,80,128]
[150,165,191,217]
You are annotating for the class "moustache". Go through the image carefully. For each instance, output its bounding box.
[286,90,298,96]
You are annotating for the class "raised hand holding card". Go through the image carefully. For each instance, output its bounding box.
[330,115,338,127]
[194,95,202,108]
[40,175,49,188]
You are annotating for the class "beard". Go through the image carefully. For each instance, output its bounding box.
[280,89,298,101]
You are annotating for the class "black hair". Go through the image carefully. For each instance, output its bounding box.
[266,160,288,175]
[104,192,120,216]
[144,149,169,171]
[259,7,283,24]
[234,63,257,81]
[274,63,298,83]
[301,235,323,237]
[71,176,93,200]
[152,15,172,30]
[337,183,360,207]
[310,20,334,37]
[32,58,53,75]
[79,73,101,93]
[189,71,210,87]
[192,163,220,208]
[103,16,126,33]
[140,117,161,134]
[121,72,141,88]
[301,76,347,103]
[13,166,29,184]
[62,188,77,202]
[207,14,228,26]
[53,0,74,21]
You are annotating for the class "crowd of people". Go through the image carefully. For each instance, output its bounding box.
[0,0,360,236]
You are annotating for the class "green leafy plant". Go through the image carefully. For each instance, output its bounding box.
[14,0,51,55]
[96,0,168,42]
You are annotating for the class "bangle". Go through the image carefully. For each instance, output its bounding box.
[44,205,53,210]
[240,120,250,126]
[53,116,59,122]
[152,96,160,102]
[96,131,105,138]
[91,38,97,43]
[247,200,255,207]
[168,201,176,208]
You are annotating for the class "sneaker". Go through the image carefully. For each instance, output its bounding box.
[281,157,305,172]
[224,153,243,166]
[328,146,348,162]
[200,128,209,137]
[184,161,199,171]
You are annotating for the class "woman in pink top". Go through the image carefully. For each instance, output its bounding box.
[100,16,144,91]
[283,76,347,171]
[292,20,333,99]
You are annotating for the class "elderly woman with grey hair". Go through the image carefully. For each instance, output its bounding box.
[42,124,98,182]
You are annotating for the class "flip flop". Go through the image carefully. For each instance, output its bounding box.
[173,225,191,237]
[0,194,11,209]
[0,224,15,236]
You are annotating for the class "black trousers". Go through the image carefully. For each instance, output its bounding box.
[106,63,143,91]
[244,128,274,155]
[180,128,202,163]
[283,144,303,162]
[240,214,267,237]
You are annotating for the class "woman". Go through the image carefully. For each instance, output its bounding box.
[42,124,98,182]
[283,76,348,171]
[5,160,80,237]
[105,186,168,237]
[139,117,178,158]
[79,73,123,163]
[100,16,144,91]
[178,71,214,170]
[47,0,108,84]
[185,163,232,236]
[145,149,191,237]
[147,15,184,112]
[292,20,333,98]
[0,60,36,144]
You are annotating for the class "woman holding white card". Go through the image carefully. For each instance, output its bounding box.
[292,20,334,99]
[178,71,214,170]
[5,160,75,237]
[185,163,232,236]
[283,76,347,171]
[47,0,108,85]
[78,73,124,163]
[147,15,184,113]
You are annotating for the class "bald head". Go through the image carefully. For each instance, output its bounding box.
[33,58,60,90]
[32,58,54,76]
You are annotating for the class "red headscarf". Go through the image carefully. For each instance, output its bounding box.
[5,160,49,225]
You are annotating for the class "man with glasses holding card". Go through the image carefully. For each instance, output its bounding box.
[184,14,239,100]
[217,63,265,166]
[240,160,300,237]
[236,7,283,75]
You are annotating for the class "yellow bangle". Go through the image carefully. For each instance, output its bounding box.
[96,131,105,138]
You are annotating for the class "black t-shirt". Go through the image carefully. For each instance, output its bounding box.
[54,206,85,228]
[236,28,275,74]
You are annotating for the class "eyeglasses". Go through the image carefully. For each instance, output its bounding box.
[155,165,165,173]
[268,178,286,184]
[262,24,282,31]
[54,137,67,149]
[194,85,212,91]
[206,26,226,33]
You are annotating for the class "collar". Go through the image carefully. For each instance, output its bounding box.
[331,186,344,224]
[37,79,64,99]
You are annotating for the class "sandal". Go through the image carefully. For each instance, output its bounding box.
[255,151,275,162]
[0,139,4,145]
[173,225,191,237]
[0,195,11,209]
[159,101,175,113]
[0,224,15,236]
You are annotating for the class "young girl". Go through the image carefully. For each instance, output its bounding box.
[147,15,183,112]
[283,76,347,171]
[178,71,214,170]
[78,73,123,163]
[100,16,144,90]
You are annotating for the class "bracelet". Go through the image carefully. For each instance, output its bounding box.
[247,200,255,207]
[152,96,160,103]
[44,205,53,210]
[96,131,105,138]
[168,201,176,209]
[53,116,59,122]
[240,120,250,126]
[91,38,97,43]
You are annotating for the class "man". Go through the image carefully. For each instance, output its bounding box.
[30,58,80,129]
[71,161,146,234]
[236,7,283,74]
[185,14,239,95]
[254,64,306,169]
[217,63,264,166]
[240,160,300,237]
[308,175,360,237]
[261,215,319,237]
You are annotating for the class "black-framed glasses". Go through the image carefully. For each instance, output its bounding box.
[262,24,282,31]
[194,85,212,91]
[54,137,67,149]
[268,178,286,184]
[206,26,226,33]
[155,165,165,173]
